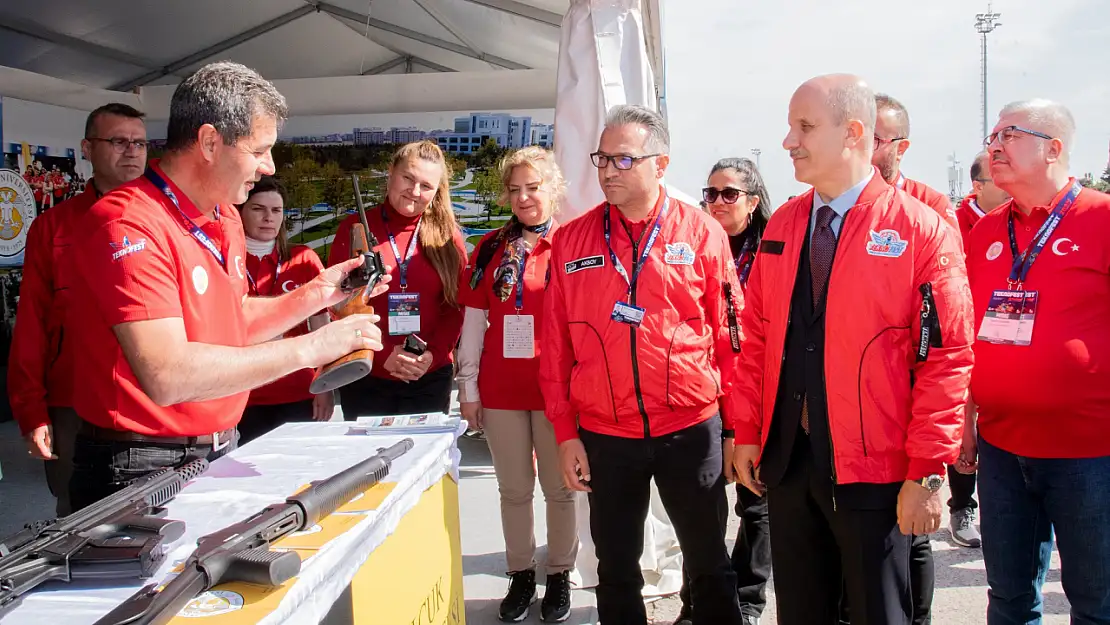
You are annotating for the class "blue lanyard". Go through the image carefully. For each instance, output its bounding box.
[515,248,529,311]
[734,236,756,286]
[1007,182,1081,286]
[246,258,282,296]
[603,196,669,295]
[382,206,422,290]
[144,168,225,269]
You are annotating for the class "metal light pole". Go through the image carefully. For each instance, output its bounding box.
[750,148,761,169]
[975,4,1002,140]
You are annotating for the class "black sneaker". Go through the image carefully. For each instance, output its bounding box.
[498,569,537,622]
[540,570,572,622]
[671,602,693,625]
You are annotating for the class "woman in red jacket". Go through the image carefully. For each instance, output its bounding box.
[328,140,467,417]
[457,147,576,623]
[236,176,333,444]
[676,158,773,625]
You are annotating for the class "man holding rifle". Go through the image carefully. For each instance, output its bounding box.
[66,61,391,512]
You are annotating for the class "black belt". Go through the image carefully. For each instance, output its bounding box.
[79,421,235,448]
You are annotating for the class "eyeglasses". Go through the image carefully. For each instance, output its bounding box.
[874,136,905,150]
[702,187,753,204]
[590,152,659,170]
[86,137,149,153]
[983,125,1055,147]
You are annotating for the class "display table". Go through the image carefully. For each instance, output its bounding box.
[5,420,466,625]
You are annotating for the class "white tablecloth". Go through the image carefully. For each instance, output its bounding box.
[5,421,463,625]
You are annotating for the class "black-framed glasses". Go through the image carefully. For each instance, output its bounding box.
[874,136,905,150]
[702,187,752,204]
[86,137,149,153]
[983,125,1055,147]
[590,152,659,170]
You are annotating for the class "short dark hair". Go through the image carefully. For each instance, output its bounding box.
[84,103,145,138]
[165,61,288,152]
[874,93,910,138]
[969,152,989,183]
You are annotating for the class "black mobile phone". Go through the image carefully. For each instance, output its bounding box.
[403,334,428,356]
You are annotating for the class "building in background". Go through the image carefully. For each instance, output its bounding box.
[433,112,545,154]
[531,123,554,148]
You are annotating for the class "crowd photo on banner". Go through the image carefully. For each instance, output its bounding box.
[2,54,1109,625]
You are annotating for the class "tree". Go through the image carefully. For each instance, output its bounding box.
[279,158,322,235]
[473,167,502,222]
[1078,172,1110,193]
[469,138,508,170]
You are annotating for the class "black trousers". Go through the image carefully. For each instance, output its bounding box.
[237,400,315,446]
[69,429,236,513]
[581,418,743,625]
[339,365,452,419]
[898,465,977,625]
[769,441,912,625]
[679,484,771,617]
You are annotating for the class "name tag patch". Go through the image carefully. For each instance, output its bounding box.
[564,255,604,274]
[664,242,695,265]
[760,240,785,255]
[865,229,908,258]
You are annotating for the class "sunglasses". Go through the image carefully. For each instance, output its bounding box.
[702,187,753,204]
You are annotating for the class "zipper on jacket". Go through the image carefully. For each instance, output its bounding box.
[916,283,943,362]
[628,240,651,438]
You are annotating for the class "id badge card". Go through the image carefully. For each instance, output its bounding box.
[611,301,645,327]
[977,290,1037,345]
[503,314,536,359]
[388,292,421,335]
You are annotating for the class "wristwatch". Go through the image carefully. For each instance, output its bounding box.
[721,429,735,440]
[915,474,945,493]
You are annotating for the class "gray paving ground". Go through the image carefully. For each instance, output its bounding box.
[0,418,1072,624]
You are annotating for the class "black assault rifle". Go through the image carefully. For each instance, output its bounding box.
[95,438,415,625]
[0,459,208,618]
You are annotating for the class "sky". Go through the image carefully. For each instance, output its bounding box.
[662,0,1110,205]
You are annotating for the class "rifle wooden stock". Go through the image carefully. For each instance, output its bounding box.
[309,223,375,395]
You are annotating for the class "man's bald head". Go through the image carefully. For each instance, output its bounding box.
[784,74,877,196]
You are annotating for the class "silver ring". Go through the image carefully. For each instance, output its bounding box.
[355,329,363,339]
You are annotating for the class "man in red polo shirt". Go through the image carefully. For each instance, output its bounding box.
[8,103,148,516]
[872,94,959,230]
[66,62,391,512]
[963,99,1110,624]
[956,152,1010,250]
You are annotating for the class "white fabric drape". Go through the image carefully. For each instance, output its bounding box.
[552,0,683,597]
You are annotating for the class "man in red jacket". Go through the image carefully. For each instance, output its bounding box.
[956,151,1010,250]
[541,104,746,625]
[732,74,974,625]
[8,103,148,515]
[872,94,959,231]
[963,99,1110,624]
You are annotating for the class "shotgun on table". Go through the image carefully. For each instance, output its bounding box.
[94,438,415,625]
[0,459,208,618]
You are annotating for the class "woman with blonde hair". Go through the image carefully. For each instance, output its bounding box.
[457,146,577,622]
[328,140,467,416]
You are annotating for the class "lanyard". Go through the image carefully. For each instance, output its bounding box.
[734,236,756,286]
[382,206,422,290]
[895,173,906,191]
[515,249,529,311]
[603,195,669,295]
[1006,182,1081,287]
[144,168,225,269]
[246,257,282,296]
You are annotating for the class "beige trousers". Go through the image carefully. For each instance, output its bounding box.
[483,408,579,575]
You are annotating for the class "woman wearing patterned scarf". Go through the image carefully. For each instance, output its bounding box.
[457,146,577,623]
